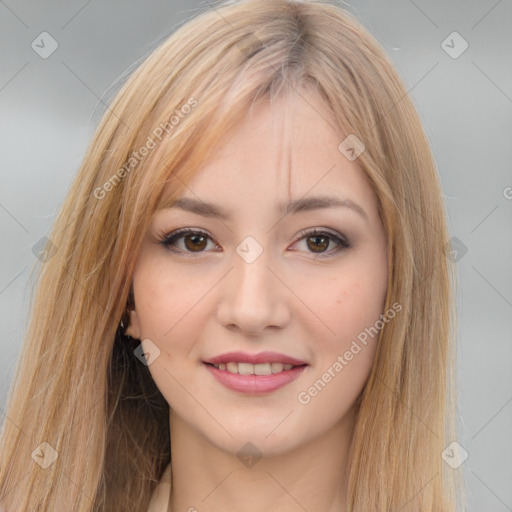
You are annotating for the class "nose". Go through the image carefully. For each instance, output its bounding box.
[215,249,291,336]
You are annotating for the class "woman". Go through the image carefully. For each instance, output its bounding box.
[0,0,464,510]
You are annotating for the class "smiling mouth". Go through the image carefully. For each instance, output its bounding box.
[205,362,306,375]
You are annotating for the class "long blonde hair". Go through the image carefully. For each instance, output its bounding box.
[0,0,463,510]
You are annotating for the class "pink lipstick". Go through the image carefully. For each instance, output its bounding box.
[203,351,308,394]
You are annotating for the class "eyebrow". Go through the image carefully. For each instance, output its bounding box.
[158,195,369,223]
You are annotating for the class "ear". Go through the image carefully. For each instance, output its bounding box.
[125,309,141,339]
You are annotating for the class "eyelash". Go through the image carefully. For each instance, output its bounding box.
[156,227,351,258]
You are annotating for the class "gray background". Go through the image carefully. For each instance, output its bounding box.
[1,1,511,510]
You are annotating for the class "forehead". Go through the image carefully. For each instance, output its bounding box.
[158,89,377,220]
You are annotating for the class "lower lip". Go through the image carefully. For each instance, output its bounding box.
[204,363,307,394]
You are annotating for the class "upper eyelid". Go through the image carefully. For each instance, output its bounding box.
[159,226,344,240]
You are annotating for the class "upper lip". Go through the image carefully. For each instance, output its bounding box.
[204,351,308,366]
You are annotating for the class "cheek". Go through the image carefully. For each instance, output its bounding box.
[296,268,387,420]
[304,255,387,394]
[325,268,387,344]
[131,259,204,396]
[131,257,189,343]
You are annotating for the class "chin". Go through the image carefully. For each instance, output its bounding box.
[223,434,298,461]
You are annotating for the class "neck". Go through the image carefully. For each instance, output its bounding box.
[167,408,356,512]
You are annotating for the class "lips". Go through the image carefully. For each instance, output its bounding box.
[204,362,307,394]
[203,351,307,366]
[203,351,308,393]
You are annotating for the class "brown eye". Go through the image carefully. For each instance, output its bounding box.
[158,229,217,255]
[293,228,351,256]
[184,233,208,251]
[306,234,330,253]
[158,228,350,257]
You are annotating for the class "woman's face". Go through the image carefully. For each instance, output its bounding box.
[127,89,388,457]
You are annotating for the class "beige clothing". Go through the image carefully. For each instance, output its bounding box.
[147,463,172,512]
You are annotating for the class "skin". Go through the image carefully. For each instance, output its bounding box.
[126,87,388,512]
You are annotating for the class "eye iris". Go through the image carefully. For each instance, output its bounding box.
[185,233,207,251]
[307,235,329,253]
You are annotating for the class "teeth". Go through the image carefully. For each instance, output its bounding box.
[272,363,284,373]
[211,362,297,374]
[227,362,238,373]
[238,362,254,375]
[255,363,272,375]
